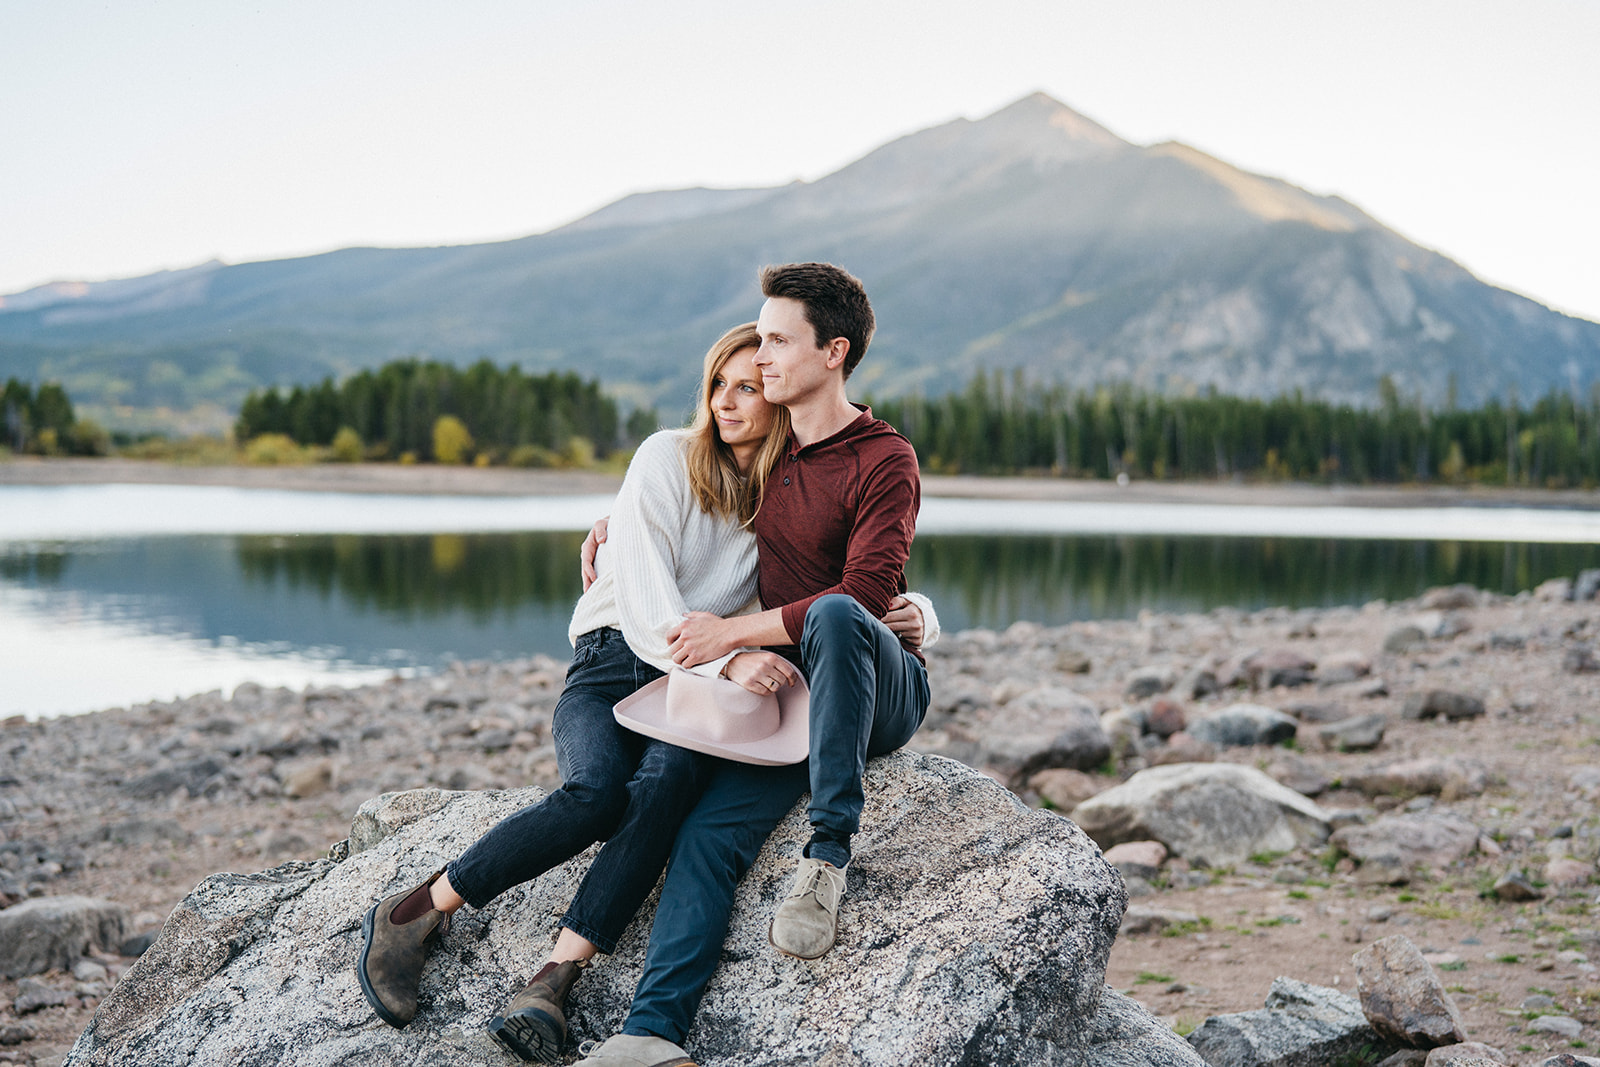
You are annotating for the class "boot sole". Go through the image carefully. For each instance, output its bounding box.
[486,1006,563,1063]
[356,904,411,1029]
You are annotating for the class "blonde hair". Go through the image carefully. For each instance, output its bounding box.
[685,323,790,526]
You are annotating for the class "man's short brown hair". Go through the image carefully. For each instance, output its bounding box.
[759,263,875,378]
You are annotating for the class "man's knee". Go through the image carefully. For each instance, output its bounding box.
[801,593,872,649]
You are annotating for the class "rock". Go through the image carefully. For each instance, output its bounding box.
[1119,906,1200,936]
[1332,814,1479,879]
[1184,977,1380,1067]
[1146,698,1187,739]
[1378,1052,1429,1067]
[1414,611,1471,640]
[1101,708,1147,764]
[14,977,74,1015]
[1344,758,1487,800]
[1056,649,1093,674]
[64,752,1129,1067]
[1072,763,1331,868]
[1534,578,1574,602]
[1493,870,1542,901]
[1085,986,1207,1064]
[1576,568,1600,602]
[1317,713,1387,753]
[1145,732,1217,766]
[1103,841,1168,882]
[1174,668,1220,701]
[1353,934,1467,1048]
[1355,677,1390,699]
[986,687,1112,778]
[0,1022,38,1046]
[1266,754,1331,797]
[282,759,334,799]
[1420,585,1480,610]
[1563,646,1600,673]
[1384,626,1427,654]
[1401,691,1485,722]
[1125,666,1176,700]
[1542,1055,1600,1067]
[1029,768,1105,813]
[0,895,130,978]
[118,932,158,958]
[1571,766,1600,797]
[1286,701,1349,723]
[1425,1043,1508,1065]
[1316,651,1372,685]
[1187,704,1297,748]
[121,756,229,799]
[1241,649,1317,689]
[348,788,463,853]
[1545,857,1593,887]
[1526,1015,1583,1039]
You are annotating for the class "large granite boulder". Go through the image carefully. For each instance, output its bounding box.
[65,752,1135,1066]
[1072,763,1331,868]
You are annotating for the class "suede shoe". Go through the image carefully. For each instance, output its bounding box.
[487,958,585,1062]
[768,856,846,960]
[574,1034,696,1066]
[356,869,449,1027]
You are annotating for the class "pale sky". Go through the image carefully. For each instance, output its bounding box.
[3,0,1597,322]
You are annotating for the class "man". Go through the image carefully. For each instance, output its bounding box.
[577,262,930,1067]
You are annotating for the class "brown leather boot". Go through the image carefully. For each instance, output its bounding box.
[356,869,450,1027]
[486,958,586,1062]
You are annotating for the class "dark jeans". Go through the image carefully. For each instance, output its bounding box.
[623,594,929,1042]
[445,627,712,954]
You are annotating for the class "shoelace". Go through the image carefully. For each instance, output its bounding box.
[788,865,839,908]
[578,1039,602,1056]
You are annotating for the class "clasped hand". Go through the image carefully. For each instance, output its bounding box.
[666,611,739,668]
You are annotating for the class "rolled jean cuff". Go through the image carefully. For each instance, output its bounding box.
[558,913,618,956]
[441,858,496,911]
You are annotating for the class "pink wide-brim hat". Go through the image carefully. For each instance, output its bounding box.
[613,659,809,766]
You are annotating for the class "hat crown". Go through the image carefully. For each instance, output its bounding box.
[662,669,781,744]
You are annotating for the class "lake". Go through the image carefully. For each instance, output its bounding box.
[3,484,1597,717]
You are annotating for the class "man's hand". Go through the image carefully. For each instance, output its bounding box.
[580,516,610,591]
[880,595,925,647]
[721,651,801,696]
[667,611,740,668]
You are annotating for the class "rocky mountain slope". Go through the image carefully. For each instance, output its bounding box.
[3,93,1597,418]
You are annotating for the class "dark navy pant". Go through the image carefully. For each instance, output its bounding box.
[623,595,929,1042]
[445,626,712,954]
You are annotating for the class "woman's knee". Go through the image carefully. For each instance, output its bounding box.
[558,776,630,829]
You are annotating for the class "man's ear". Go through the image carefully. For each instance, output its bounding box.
[824,337,850,371]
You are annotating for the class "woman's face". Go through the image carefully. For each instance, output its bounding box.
[709,346,776,453]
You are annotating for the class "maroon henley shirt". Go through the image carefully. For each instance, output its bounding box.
[753,405,923,664]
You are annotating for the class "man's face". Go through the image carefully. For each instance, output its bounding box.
[754,296,838,407]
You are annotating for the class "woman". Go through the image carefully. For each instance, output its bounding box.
[356,323,935,1062]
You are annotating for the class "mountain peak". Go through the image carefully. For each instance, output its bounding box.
[981,92,1129,149]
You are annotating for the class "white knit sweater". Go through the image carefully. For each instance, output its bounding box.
[568,430,759,678]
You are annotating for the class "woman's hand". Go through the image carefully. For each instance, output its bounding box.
[667,611,739,667]
[580,516,609,591]
[880,595,925,647]
[721,651,800,696]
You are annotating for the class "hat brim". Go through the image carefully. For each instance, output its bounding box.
[614,667,810,766]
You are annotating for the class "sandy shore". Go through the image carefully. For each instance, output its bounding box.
[5,455,1600,509]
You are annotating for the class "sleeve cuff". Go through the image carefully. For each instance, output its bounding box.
[901,590,941,649]
[685,649,743,679]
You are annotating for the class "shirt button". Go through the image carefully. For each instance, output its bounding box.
[783,477,790,485]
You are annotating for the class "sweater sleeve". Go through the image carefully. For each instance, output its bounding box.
[609,433,740,678]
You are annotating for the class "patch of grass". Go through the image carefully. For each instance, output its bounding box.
[1492,953,1522,964]
[1304,877,1331,888]
[1446,984,1470,993]
[1397,892,1418,903]
[1135,971,1175,984]
[1170,1015,1202,1038]
[1249,850,1288,865]
[1415,903,1462,920]
[1517,1045,1535,1053]
[1162,917,1213,938]
[1437,960,1468,971]
[1287,889,1311,900]
[1255,916,1301,928]
[1319,846,1346,874]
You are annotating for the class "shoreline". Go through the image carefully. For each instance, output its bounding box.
[5,455,1600,510]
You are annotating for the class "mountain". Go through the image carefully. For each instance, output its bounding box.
[3,91,1597,422]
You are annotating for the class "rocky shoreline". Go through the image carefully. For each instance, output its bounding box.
[4,578,1600,1065]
